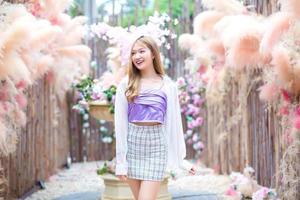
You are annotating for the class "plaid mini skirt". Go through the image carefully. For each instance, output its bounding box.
[127,123,167,181]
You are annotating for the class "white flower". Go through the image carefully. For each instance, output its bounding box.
[100,126,107,132]
[174,18,179,25]
[83,114,89,120]
[83,122,89,128]
[165,43,171,49]
[171,33,177,39]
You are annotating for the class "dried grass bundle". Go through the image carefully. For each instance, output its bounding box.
[278,140,300,199]
[0,121,8,156]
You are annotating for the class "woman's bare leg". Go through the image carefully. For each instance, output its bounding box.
[138,180,161,200]
[127,178,141,200]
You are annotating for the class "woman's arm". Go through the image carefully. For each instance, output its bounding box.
[114,79,129,175]
[165,80,187,170]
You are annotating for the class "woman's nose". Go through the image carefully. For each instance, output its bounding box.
[134,53,142,59]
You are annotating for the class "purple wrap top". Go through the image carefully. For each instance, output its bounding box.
[128,89,167,124]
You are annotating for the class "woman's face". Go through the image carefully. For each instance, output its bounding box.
[131,41,154,71]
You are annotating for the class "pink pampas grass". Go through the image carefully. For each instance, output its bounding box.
[0,18,32,55]
[272,48,300,94]
[260,12,293,58]
[193,11,224,37]
[0,53,32,84]
[41,0,71,20]
[217,15,263,68]
[55,45,91,60]
[28,25,62,50]
[55,45,91,74]
[227,34,262,68]
[207,39,225,60]
[272,48,292,83]
[34,55,54,78]
[258,82,279,102]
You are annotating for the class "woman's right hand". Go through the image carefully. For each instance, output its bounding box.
[116,175,127,181]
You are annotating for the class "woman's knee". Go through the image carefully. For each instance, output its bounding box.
[138,181,161,200]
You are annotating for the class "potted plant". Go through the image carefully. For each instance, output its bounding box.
[73,75,116,121]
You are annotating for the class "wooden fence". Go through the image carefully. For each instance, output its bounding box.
[0,79,71,198]
[203,70,284,187]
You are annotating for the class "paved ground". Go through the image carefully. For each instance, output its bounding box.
[25,161,230,200]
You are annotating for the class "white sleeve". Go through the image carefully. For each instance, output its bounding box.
[114,79,128,175]
[165,81,187,171]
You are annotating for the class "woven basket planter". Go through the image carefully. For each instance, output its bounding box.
[89,101,114,122]
[100,174,171,200]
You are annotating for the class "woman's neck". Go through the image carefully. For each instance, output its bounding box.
[140,64,159,79]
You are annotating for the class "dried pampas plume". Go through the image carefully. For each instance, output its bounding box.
[193,11,224,37]
[260,12,293,58]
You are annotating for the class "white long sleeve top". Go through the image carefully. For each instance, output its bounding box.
[114,75,187,175]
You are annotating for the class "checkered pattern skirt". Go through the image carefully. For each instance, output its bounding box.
[127,123,167,181]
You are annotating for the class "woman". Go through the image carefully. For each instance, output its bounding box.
[114,35,194,200]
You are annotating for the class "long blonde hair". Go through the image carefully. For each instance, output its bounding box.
[125,36,165,102]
